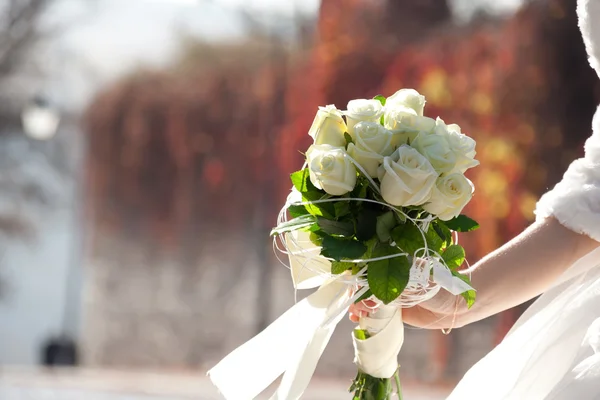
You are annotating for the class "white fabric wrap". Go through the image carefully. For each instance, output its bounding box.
[353,305,404,378]
[446,3,600,398]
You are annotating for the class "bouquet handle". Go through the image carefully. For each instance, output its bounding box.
[353,305,404,379]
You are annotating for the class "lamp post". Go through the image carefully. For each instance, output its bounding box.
[21,95,60,141]
[21,94,82,366]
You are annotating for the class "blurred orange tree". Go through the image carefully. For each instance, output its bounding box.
[85,35,300,253]
[84,0,600,268]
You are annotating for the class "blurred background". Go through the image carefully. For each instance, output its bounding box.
[0,0,598,398]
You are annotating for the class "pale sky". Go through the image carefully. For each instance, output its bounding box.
[41,0,523,111]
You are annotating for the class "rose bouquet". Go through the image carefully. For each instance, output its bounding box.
[208,89,479,400]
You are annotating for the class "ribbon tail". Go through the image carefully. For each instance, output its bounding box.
[208,278,350,400]
[271,282,350,400]
[432,262,474,295]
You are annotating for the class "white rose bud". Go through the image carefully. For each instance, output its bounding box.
[411,130,456,174]
[379,146,437,207]
[423,173,474,221]
[344,99,384,136]
[347,121,394,178]
[440,120,479,174]
[308,105,347,147]
[383,105,436,147]
[306,144,357,196]
[386,89,426,116]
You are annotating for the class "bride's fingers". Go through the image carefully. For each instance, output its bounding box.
[349,299,385,323]
[353,300,378,313]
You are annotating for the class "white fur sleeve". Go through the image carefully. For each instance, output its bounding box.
[535,106,600,242]
[535,1,600,241]
[578,0,600,78]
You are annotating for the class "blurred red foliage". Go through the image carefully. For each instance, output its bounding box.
[84,0,600,266]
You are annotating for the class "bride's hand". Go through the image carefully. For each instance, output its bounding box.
[402,289,459,329]
[348,299,379,323]
[349,292,459,328]
[350,290,461,329]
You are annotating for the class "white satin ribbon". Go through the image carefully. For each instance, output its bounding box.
[285,229,331,290]
[432,259,475,295]
[353,305,404,378]
[208,277,352,400]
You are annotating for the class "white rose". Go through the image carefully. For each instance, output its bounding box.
[386,89,426,116]
[423,173,474,221]
[306,144,356,196]
[436,119,479,174]
[383,105,435,147]
[308,105,347,147]
[379,146,437,207]
[347,121,394,178]
[344,99,384,136]
[411,130,456,174]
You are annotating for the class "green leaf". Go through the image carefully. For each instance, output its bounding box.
[305,201,335,218]
[317,217,354,237]
[394,210,407,223]
[290,169,315,193]
[354,288,373,303]
[320,235,367,261]
[354,329,370,340]
[334,201,351,218]
[461,290,476,309]
[376,211,397,242]
[433,220,453,247]
[270,215,316,236]
[425,225,445,253]
[367,244,410,304]
[331,260,354,274]
[290,169,336,218]
[309,231,323,246]
[452,271,476,308]
[351,177,369,199]
[351,263,364,275]
[442,245,466,270]
[390,221,447,256]
[373,95,386,106]
[390,222,426,257]
[288,204,309,218]
[445,215,480,232]
[344,132,354,147]
[377,379,392,400]
[302,223,321,233]
[355,207,379,241]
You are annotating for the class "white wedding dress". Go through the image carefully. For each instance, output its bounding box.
[447,1,600,398]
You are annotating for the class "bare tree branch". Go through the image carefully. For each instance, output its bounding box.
[0,0,50,77]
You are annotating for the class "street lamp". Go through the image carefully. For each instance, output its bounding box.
[21,96,60,140]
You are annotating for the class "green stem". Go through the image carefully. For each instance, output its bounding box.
[394,370,403,400]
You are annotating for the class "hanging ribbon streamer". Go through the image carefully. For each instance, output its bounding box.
[208,277,352,400]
